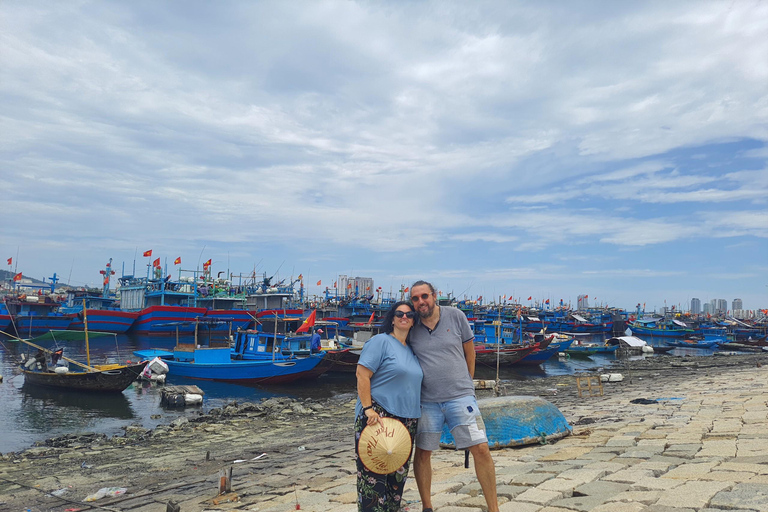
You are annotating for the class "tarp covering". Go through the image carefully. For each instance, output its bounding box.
[607,336,647,348]
[571,314,589,323]
[672,319,688,327]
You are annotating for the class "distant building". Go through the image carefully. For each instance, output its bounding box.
[691,298,701,315]
[337,274,374,297]
[717,299,727,314]
[703,303,711,315]
[732,298,743,311]
[577,294,589,309]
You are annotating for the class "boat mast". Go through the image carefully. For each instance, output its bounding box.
[83,299,91,369]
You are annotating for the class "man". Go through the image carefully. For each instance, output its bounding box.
[409,280,499,512]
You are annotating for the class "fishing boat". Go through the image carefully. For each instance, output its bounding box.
[518,337,573,364]
[564,342,615,357]
[19,351,148,392]
[4,294,73,337]
[133,342,331,384]
[133,309,339,383]
[473,343,538,367]
[59,260,139,333]
[664,339,719,350]
[0,302,11,332]
[12,306,147,392]
[629,317,696,337]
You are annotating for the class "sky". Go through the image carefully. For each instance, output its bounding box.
[1,1,767,312]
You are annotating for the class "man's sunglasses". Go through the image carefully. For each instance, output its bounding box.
[410,293,431,303]
[394,310,417,319]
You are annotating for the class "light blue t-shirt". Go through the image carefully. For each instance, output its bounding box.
[355,333,423,419]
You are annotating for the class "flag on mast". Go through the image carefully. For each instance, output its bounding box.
[174,257,181,265]
[295,310,316,334]
[143,250,152,257]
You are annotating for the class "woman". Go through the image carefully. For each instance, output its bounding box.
[355,301,423,512]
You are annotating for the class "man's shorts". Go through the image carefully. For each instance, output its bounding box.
[416,395,488,451]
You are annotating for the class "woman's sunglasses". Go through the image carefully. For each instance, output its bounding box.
[394,310,417,319]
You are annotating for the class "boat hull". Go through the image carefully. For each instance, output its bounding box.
[134,347,331,384]
[20,362,148,393]
[130,305,208,334]
[68,310,139,333]
[14,315,73,336]
[518,340,573,364]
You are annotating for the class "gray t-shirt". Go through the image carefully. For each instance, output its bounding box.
[409,306,475,403]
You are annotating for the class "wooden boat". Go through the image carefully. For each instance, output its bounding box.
[20,356,148,392]
[10,302,147,393]
[518,338,574,364]
[474,343,538,366]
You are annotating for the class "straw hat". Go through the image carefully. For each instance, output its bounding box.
[358,417,412,474]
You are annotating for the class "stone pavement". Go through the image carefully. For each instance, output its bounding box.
[2,361,766,512]
[196,364,768,512]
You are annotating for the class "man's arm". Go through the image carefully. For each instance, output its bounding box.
[462,338,476,379]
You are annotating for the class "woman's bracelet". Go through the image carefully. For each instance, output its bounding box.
[362,405,373,412]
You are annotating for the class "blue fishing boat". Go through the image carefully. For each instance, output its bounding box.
[4,295,73,337]
[0,302,11,333]
[134,343,330,384]
[664,339,719,350]
[629,317,695,337]
[59,260,138,333]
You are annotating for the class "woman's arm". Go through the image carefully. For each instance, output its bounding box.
[356,364,381,425]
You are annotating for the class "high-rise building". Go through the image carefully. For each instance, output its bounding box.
[337,274,374,297]
[577,294,589,309]
[717,299,727,314]
[732,298,743,311]
[691,298,701,314]
[703,303,711,315]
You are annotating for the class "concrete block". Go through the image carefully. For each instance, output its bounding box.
[516,487,564,504]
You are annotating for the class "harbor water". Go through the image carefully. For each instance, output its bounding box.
[0,332,716,454]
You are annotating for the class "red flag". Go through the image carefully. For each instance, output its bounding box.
[527,296,532,301]
[152,258,160,268]
[143,250,152,257]
[174,257,181,265]
[203,259,211,268]
[298,274,303,280]
[6,257,11,265]
[316,280,322,286]
[347,283,352,288]
[334,281,337,288]
[545,299,550,304]
[295,310,316,334]
[13,272,22,281]
[367,312,374,325]
[403,287,409,293]
[585,295,588,299]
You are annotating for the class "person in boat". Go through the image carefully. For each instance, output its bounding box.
[355,301,422,512]
[310,330,322,353]
[408,280,499,512]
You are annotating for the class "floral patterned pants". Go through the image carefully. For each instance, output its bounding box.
[355,405,418,512]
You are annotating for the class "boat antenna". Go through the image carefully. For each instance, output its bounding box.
[197,245,207,271]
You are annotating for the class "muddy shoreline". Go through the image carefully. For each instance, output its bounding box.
[1,352,766,511]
